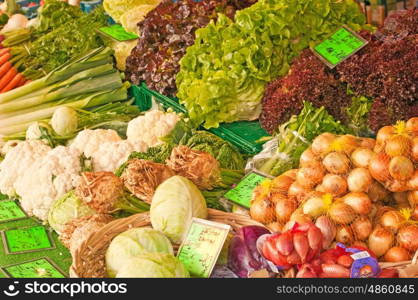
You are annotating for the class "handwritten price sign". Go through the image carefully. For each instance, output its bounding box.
[0,200,26,223]
[177,219,230,278]
[2,258,66,278]
[224,172,267,209]
[2,225,55,254]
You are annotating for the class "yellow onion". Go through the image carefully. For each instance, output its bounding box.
[369,152,392,182]
[336,225,354,245]
[315,185,326,193]
[282,169,298,180]
[376,126,395,145]
[393,192,410,209]
[385,135,411,157]
[389,156,414,181]
[408,170,418,190]
[351,216,372,241]
[250,198,276,224]
[351,147,374,168]
[334,135,360,155]
[303,194,329,218]
[267,222,283,233]
[408,190,418,207]
[288,181,311,203]
[384,246,411,262]
[271,175,294,195]
[360,138,376,150]
[367,181,389,202]
[406,117,418,134]
[315,216,336,249]
[329,202,357,224]
[397,225,418,252]
[275,196,297,223]
[352,240,368,248]
[368,226,395,257]
[387,180,410,193]
[411,137,418,163]
[311,133,336,156]
[321,174,347,197]
[323,152,351,175]
[347,168,372,193]
[300,148,320,168]
[296,166,325,189]
[379,210,404,233]
[412,206,418,221]
[343,192,372,215]
[289,211,312,225]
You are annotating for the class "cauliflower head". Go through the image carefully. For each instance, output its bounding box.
[15,146,82,221]
[127,110,180,148]
[69,129,122,158]
[0,140,51,196]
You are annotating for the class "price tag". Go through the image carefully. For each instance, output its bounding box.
[0,200,27,223]
[224,172,267,209]
[2,225,55,254]
[1,258,66,278]
[177,218,230,278]
[313,26,368,68]
[351,251,371,260]
[98,24,138,42]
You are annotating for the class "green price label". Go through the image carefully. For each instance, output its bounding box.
[313,26,368,68]
[177,219,230,278]
[224,172,267,209]
[2,225,54,254]
[98,24,138,42]
[2,258,66,278]
[0,200,26,223]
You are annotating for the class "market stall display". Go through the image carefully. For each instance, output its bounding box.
[0,0,416,279]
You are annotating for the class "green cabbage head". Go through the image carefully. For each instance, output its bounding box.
[150,176,208,243]
[115,253,189,278]
[48,191,95,234]
[106,227,173,277]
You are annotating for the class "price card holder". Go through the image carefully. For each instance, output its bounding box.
[177,218,230,278]
[223,171,269,209]
[97,24,138,42]
[1,225,55,254]
[1,258,66,278]
[312,26,368,69]
[0,200,27,223]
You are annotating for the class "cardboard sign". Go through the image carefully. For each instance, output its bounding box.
[0,200,26,223]
[224,172,267,209]
[98,24,138,42]
[2,258,66,278]
[177,218,230,278]
[2,225,55,254]
[313,26,368,68]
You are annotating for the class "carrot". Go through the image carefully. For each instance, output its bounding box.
[1,73,23,93]
[0,61,11,77]
[0,52,11,66]
[16,76,26,87]
[0,48,9,56]
[0,67,17,90]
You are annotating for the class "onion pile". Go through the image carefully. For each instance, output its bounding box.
[250,122,418,263]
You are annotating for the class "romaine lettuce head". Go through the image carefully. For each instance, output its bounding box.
[150,176,207,243]
[103,0,159,23]
[106,227,173,277]
[115,253,189,278]
[48,191,95,234]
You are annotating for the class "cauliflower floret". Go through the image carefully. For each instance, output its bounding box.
[127,110,180,147]
[92,140,148,172]
[15,146,82,221]
[69,129,121,158]
[0,140,51,196]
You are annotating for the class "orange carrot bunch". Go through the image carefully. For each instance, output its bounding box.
[0,48,27,93]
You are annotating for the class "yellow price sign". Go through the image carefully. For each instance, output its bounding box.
[177,218,230,278]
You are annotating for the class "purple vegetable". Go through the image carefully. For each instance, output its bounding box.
[228,226,271,278]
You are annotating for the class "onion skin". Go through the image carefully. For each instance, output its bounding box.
[383,246,411,262]
[311,133,335,156]
[336,225,354,245]
[411,137,418,162]
[323,152,351,175]
[406,117,418,134]
[275,197,297,223]
[393,192,409,208]
[352,240,368,249]
[276,231,294,256]
[321,174,348,196]
[351,216,372,241]
[351,147,374,168]
[335,135,360,155]
[376,126,395,145]
[360,138,376,150]
[397,225,418,252]
[300,148,320,168]
[347,168,373,193]
[296,167,325,189]
[282,169,298,180]
[271,175,294,195]
[293,232,309,263]
[315,216,336,249]
[385,135,411,157]
[408,170,418,190]
[408,190,418,207]
[389,156,414,181]
[267,222,283,233]
[288,182,311,203]
[343,192,372,215]
[386,180,410,193]
[329,202,357,224]
[307,225,323,251]
[380,210,404,233]
[250,199,276,224]
[369,152,391,182]
[321,264,350,278]
[368,181,389,202]
[368,226,395,257]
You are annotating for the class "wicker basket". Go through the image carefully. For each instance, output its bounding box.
[379,250,418,278]
[70,209,264,278]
